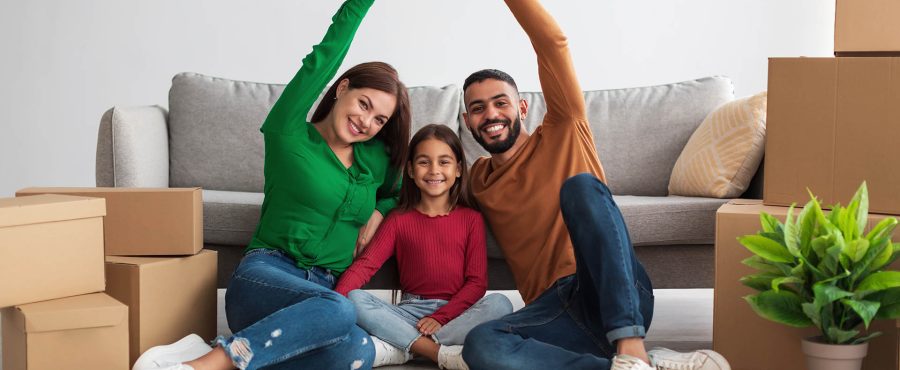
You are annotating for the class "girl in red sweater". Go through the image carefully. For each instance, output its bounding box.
[335,124,512,369]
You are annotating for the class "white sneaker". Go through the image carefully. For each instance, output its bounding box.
[132,334,212,370]
[611,354,654,370]
[371,336,410,367]
[648,348,731,370]
[437,345,469,370]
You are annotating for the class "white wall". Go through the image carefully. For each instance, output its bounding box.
[0,0,835,196]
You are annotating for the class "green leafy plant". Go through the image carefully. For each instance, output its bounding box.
[739,182,900,344]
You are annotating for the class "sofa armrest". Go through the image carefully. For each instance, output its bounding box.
[96,105,170,187]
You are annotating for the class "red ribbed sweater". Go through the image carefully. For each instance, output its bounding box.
[334,206,487,324]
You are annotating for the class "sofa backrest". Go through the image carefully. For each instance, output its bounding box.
[167,73,733,196]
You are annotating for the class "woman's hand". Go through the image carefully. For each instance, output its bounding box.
[417,317,442,335]
[355,210,384,257]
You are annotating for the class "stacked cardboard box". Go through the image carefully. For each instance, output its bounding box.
[714,2,900,369]
[2,187,217,369]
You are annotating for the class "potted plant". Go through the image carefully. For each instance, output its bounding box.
[738,182,900,370]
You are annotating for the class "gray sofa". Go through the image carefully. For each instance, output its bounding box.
[96,72,761,291]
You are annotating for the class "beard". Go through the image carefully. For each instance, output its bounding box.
[469,116,522,154]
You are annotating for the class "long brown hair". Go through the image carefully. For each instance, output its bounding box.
[310,62,410,170]
[397,124,474,212]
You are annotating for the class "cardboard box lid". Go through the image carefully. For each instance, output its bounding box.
[105,249,216,267]
[0,194,106,228]
[17,187,201,195]
[11,293,127,333]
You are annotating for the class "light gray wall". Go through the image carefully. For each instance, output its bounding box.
[0,0,835,196]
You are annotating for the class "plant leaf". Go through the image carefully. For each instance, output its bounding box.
[825,326,859,344]
[813,284,854,312]
[801,302,821,327]
[856,271,900,294]
[740,273,779,292]
[844,239,870,263]
[798,202,816,254]
[760,212,781,234]
[852,331,882,345]
[772,276,804,293]
[744,291,813,328]
[741,256,782,274]
[851,182,869,238]
[784,205,802,257]
[739,235,795,263]
[840,299,880,329]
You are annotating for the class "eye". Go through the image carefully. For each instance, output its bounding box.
[440,160,451,166]
[376,117,386,126]
[496,101,507,107]
[417,160,429,166]
[359,100,369,110]
[471,106,483,113]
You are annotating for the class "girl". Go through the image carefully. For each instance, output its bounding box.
[132,1,409,369]
[335,124,513,370]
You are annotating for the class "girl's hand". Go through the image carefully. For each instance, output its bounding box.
[355,210,384,257]
[416,317,442,335]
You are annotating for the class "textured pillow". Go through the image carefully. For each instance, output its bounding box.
[668,91,767,198]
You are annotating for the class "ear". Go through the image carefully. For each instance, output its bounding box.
[462,111,470,128]
[336,78,351,98]
[518,98,529,120]
[406,162,414,178]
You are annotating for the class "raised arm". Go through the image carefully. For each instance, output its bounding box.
[504,0,585,124]
[262,0,375,134]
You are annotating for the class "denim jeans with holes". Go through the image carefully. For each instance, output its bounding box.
[217,248,374,370]
[347,290,513,351]
[462,173,655,370]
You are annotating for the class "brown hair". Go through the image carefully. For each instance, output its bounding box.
[310,62,411,170]
[397,124,474,212]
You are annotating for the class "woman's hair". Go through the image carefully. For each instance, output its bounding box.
[397,124,474,212]
[310,61,411,170]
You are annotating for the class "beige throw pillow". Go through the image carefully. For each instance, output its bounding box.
[668,91,767,198]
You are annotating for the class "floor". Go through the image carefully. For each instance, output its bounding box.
[0,289,713,370]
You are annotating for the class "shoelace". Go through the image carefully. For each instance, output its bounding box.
[654,356,700,370]
[612,355,652,370]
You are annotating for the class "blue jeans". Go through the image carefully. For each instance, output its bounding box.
[463,173,655,370]
[348,290,513,350]
[219,248,375,370]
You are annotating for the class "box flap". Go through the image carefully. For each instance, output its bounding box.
[0,194,106,228]
[17,293,127,333]
[17,187,201,195]
[106,255,176,266]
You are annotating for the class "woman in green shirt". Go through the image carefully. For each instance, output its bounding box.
[131,1,409,369]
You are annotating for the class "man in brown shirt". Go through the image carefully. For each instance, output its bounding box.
[460,1,731,370]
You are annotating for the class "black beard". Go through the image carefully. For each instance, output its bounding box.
[469,116,522,154]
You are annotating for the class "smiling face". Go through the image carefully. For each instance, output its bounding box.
[408,138,462,202]
[463,78,527,154]
[328,79,397,146]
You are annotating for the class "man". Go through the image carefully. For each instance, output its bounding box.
[460,1,731,370]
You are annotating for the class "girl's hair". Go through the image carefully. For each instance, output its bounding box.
[398,124,474,212]
[310,61,411,170]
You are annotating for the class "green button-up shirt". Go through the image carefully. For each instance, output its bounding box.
[247,0,398,274]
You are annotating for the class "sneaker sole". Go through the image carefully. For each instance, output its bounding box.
[132,334,211,370]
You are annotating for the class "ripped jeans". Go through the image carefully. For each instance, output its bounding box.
[218,248,374,370]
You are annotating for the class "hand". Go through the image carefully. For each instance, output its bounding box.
[355,210,384,257]
[416,317,442,335]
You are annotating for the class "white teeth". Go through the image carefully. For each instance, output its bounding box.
[485,125,504,133]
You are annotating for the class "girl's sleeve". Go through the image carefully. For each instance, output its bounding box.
[334,212,398,295]
[428,212,488,325]
[262,0,375,135]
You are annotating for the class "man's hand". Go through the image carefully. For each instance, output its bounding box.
[416,317,442,335]
[355,210,384,257]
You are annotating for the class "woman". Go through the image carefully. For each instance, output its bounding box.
[132,1,410,369]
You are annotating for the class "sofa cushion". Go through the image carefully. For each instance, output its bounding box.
[203,190,263,246]
[668,91,767,198]
[616,195,730,246]
[460,76,734,196]
[168,73,461,192]
[204,189,728,256]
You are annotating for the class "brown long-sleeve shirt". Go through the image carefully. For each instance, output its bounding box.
[469,0,607,304]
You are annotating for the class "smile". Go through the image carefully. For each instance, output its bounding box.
[348,120,364,135]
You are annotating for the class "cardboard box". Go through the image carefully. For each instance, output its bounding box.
[105,250,218,366]
[764,57,900,215]
[0,194,106,307]
[1,293,129,370]
[16,187,203,256]
[835,0,900,54]
[714,200,899,370]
